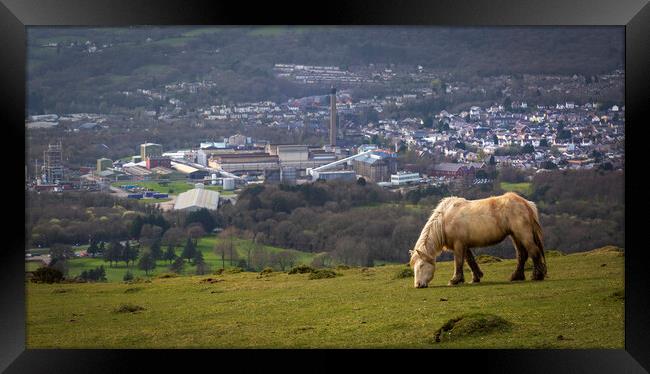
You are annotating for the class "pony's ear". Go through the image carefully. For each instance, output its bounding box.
[416,249,434,262]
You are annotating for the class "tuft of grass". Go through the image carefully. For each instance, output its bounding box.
[433,313,512,343]
[605,289,624,302]
[475,254,503,264]
[225,267,243,274]
[394,268,414,279]
[123,287,143,294]
[308,269,339,280]
[545,250,565,257]
[51,288,71,294]
[336,265,351,270]
[585,246,624,255]
[112,303,145,313]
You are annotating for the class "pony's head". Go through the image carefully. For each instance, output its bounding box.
[409,249,436,288]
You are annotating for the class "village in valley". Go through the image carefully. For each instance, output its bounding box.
[27,61,624,200]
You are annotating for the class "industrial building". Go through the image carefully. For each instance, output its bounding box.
[208,152,280,172]
[145,156,172,170]
[43,142,64,184]
[173,186,220,211]
[353,153,397,183]
[390,172,421,186]
[96,158,112,173]
[140,143,163,160]
[312,170,356,182]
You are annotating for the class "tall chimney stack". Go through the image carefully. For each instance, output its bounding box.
[329,86,337,146]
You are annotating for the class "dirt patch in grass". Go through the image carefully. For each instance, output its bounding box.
[200,278,224,284]
[112,303,145,313]
[308,269,339,280]
[394,268,414,279]
[605,289,624,302]
[156,273,178,279]
[475,254,502,264]
[433,313,512,343]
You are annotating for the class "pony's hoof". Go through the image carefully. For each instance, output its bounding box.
[532,272,545,281]
[510,272,525,281]
[471,277,481,283]
[448,278,465,286]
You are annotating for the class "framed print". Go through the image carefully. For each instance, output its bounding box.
[2,0,649,372]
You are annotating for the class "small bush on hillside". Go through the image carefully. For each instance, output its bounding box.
[395,268,414,279]
[123,271,134,282]
[308,269,339,280]
[225,267,243,274]
[31,267,64,284]
[214,268,225,275]
[288,265,315,274]
[260,267,274,275]
[336,265,350,270]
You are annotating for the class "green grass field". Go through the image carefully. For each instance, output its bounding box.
[27,237,318,282]
[111,180,223,195]
[26,249,623,348]
[500,182,533,196]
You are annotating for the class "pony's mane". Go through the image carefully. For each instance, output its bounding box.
[410,196,464,265]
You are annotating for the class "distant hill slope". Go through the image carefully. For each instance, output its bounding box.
[26,249,623,348]
[27,26,623,114]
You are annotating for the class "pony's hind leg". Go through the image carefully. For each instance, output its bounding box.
[528,243,546,281]
[510,236,527,281]
[465,249,483,283]
[448,243,465,286]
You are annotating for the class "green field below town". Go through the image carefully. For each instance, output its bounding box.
[111,180,234,195]
[26,249,624,348]
[27,237,316,282]
[499,182,533,196]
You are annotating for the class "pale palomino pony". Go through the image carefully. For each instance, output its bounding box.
[409,192,546,288]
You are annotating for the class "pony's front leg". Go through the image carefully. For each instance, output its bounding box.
[448,244,465,286]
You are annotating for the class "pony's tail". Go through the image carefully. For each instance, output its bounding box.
[528,201,547,276]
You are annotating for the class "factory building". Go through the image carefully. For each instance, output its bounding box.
[96,158,113,173]
[312,170,356,182]
[173,187,220,212]
[43,142,64,184]
[208,152,280,172]
[140,143,163,160]
[353,153,398,183]
[391,172,421,186]
[266,144,309,163]
[197,148,238,166]
[145,156,172,170]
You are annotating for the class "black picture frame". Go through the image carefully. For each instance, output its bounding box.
[2,0,648,372]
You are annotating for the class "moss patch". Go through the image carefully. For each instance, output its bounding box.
[433,313,512,343]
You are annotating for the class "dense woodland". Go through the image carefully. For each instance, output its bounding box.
[27,169,624,269]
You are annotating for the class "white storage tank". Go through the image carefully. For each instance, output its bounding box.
[211,173,217,185]
[222,178,235,191]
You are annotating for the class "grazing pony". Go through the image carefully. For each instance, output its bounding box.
[409,192,546,288]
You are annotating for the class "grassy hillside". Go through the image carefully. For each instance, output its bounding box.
[26,249,623,348]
